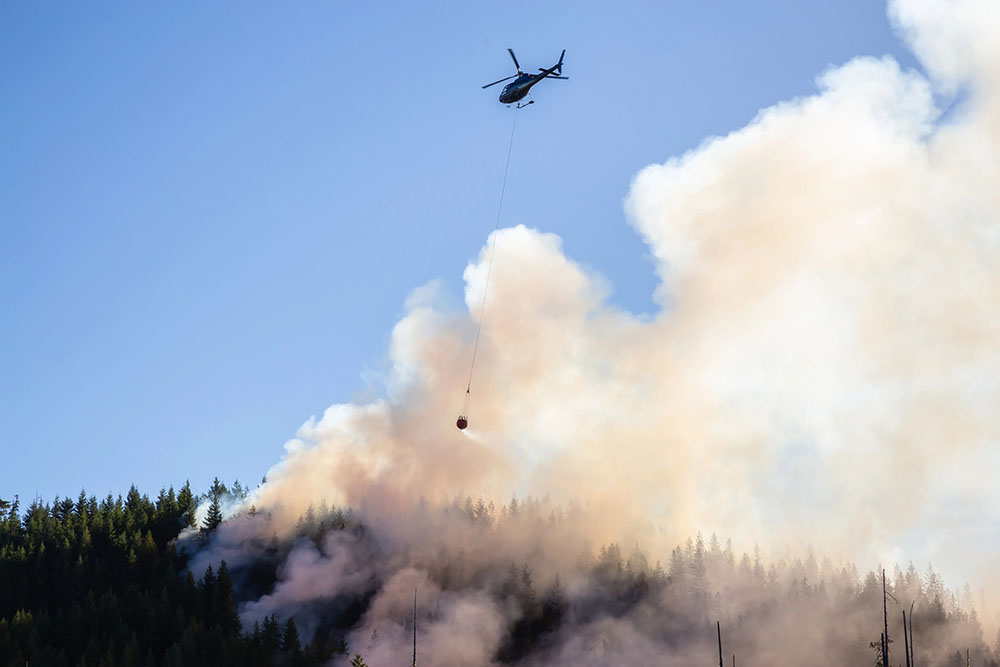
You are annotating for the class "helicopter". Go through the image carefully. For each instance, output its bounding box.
[482,49,567,108]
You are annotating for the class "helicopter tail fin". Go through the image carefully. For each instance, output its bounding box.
[556,49,565,75]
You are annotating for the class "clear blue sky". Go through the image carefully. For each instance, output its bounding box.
[1,2,918,503]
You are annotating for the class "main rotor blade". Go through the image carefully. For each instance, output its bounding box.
[482,74,517,89]
[508,48,521,72]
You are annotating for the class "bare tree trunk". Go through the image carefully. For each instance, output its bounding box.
[883,569,890,667]
[903,610,911,667]
[717,621,724,667]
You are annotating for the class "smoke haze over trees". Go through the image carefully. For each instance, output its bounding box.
[193,493,1000,666]
[5,483,999,665]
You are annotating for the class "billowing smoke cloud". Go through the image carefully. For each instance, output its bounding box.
[255,0,1000,580]
[193,0,1000,662]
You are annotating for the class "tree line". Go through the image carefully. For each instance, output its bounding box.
[0,482,349,666]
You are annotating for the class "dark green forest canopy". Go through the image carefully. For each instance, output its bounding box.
[0,483,340,667]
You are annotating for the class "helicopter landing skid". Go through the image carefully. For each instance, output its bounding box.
[516,100,534,109]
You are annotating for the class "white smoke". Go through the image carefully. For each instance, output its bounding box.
[231,0,1000,651]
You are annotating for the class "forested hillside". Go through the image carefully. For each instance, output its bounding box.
[3,485,1000,666]
[200,493,1000,667]
[0,484,343,667]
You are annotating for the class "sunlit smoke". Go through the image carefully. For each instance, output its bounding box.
[193,0,1000,661]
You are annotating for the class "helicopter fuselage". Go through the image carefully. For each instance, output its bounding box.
[498,74,545,104]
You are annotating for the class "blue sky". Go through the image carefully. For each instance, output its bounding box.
[1,2,918,503]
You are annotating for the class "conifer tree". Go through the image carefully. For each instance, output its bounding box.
[519,563,538,616]
[201,564,217,626]
[6,495,20,527]
[215,561,242,635]
[507,494,520,519]
[261,615,281,654]
[541,575,567,631]
[282,616,302,654]
[200,478,225,541]
[177,482,197,528]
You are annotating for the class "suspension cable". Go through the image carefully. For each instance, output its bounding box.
[464,109,519,413]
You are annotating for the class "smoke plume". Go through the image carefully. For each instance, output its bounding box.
[191,0,1000,662]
